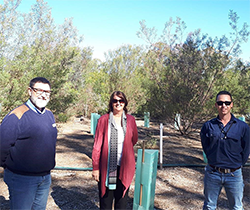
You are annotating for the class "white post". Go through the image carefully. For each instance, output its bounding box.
[160,123,163,170]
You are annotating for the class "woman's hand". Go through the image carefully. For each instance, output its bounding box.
[92,170,100,182]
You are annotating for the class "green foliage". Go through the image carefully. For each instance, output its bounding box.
[103,45,147,114]
[0,0,82,118]
[0,0,249,136]
[137,13,250,135]
[57,113,69,123]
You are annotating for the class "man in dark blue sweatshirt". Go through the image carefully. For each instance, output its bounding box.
[0,77,57,210]
[200,91,250,210]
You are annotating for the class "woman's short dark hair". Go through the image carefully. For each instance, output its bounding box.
[30,77,51,88]
[108,91,128,114]
[216,90,232,101]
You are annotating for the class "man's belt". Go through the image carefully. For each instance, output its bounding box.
[209,165,241,174]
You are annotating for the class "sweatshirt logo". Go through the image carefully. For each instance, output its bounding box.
[52,123,56,127]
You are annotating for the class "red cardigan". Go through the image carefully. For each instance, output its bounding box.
[92,113,138,197]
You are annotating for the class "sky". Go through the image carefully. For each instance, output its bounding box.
[7,0,250,61]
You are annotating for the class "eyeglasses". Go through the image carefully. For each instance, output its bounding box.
[216,101,232,106]
[112,99,125,104]
[31,87,51,96]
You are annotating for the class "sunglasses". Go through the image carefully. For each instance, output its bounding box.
[112,99,125,104]
[216,101,232,106]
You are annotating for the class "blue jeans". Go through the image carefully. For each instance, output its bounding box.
[203,165,244,210]
[4,168,51,210]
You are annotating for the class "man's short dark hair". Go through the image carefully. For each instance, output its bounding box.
[216,91,232,101]
[30,77,51,88]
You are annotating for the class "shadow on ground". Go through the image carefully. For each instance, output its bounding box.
[51,185,99,209]
[57,133,94,159]
[0,195,9,210]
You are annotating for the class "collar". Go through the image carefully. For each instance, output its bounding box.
[216,113,237,124]
[26,99,45,114]
[109,111,127,128]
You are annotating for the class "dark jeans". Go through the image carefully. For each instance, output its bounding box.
[98,167,129,210]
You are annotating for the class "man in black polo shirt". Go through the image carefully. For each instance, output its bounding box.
[200,90,250,210]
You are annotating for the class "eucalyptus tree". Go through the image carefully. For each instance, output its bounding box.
[67,47,109,117]
[0,0,21,59]
[0,0,84,118]
[137,11,249,135]
[103,44,146,114]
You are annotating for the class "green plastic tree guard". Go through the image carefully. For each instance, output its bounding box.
[203,151,208,164]
[238,116,245,122]
[133,149,159,210]
[144,112,150,128]
[91,113,101,137]
[91,113,95,134]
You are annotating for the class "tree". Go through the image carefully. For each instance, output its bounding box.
[0,0,84,120]
[103,45,146,114]
[137,11,249,135]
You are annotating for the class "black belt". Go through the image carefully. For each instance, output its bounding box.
[209,165,241,173]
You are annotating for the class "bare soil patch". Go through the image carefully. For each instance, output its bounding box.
[1,117,250,209]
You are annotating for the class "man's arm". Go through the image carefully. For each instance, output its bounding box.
[241,124,250,165]
[200,122,210,156]
[0,114,19,167]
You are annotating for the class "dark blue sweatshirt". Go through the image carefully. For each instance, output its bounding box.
[0,103,57,176]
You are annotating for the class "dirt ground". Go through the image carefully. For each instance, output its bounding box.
[0,117,250,210]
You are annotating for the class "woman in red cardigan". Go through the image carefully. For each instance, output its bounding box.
[92,91,138,210]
